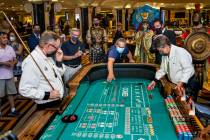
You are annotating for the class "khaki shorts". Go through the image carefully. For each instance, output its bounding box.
[0,79,17,98]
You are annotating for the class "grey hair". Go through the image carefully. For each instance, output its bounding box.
[153,35,171,48]
[70,28,80,35]
[115,38,126,46]
[39,31,60,47]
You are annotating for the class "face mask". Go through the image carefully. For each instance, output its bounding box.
[71,36,78,42]
[116,47,125,53]
[160,52,168,56]
[94,23,99,27]
[47,50,56,57]
[34,30,40,35]
[9,36,16,42]
[193,21,199,26]
[155,27,162,35]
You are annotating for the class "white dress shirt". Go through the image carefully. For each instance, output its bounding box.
[155,45,194,84]
[19,47,66,104]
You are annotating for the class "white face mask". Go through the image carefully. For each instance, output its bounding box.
[116,47,125,53]
[10,36,16,42]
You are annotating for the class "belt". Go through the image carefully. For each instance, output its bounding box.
[66,64,80,68]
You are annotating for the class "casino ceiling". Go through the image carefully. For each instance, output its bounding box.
[0,0,210,12]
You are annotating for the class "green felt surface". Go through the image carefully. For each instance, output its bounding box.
[39,79,178,140]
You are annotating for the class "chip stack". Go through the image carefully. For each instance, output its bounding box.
[165,96,193,140]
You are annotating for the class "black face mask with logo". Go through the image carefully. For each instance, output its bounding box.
[193,21,199,26]
[155,27,162,35]
[47,51,57,57]
[94,23,99,27]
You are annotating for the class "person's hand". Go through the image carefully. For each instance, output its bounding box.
[148,81,156,90]
[49,90,60,99]
[107,73,115,82]
[129,59,135,63]
[3,60,15,68]
[175,82,185,96]
[55,48,63,62]
[74,50,83,58]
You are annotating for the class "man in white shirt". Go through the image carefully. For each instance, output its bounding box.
[148,35,200,99]
[19,31,66,108]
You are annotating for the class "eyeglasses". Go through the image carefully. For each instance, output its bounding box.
[48,43,60,50]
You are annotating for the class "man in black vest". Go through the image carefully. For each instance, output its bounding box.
[150,19,176,64]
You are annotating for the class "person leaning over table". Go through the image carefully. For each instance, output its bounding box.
[19,31,66,109]
[148,35,200,100]
[107,38,135,82]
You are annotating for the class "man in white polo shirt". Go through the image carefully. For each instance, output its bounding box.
[148,35,200,99]
[19,31,66,109]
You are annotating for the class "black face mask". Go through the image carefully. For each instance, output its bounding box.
[71,36,78,42]
[94,23,99,27]
[47,51,56,57]
[193,21,199,26]
[155,27,162,35]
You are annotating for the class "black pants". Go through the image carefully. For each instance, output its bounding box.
[37,100,61,110]
[185,75,200,100]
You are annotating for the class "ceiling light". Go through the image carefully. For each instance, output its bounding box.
[125,4,131,9]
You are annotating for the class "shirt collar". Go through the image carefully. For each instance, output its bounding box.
[169,44,176,58]
[162,28,166,34]
[34,33,40,39]
[35,46,48,60]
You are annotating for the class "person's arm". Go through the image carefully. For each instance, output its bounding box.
[63,55,78,61]
[86,29,92,45]
[15,44,23,55]
[55,48,66,76]
[148,60,166,90]
[4,49,17,67]
[127,51,135,63]
[107,57,115,82]
[155,58,167,80]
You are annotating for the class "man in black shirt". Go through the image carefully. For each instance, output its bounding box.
[61,28,86,82]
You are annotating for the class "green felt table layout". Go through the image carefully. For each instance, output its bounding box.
[39,79,178,140]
